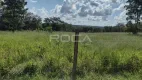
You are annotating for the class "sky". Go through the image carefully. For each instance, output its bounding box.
[26,0,127,26]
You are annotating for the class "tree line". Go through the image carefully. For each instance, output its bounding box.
[0,0,142,33]
[0,0,73,32]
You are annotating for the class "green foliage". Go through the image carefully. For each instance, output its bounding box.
[125,55,142,72]
[1,0,28,31]
[0,0,2,7]
[126,21,136,34]
[24,12,42,31]
[45,26,52,33]
[125,0,142,34]
[43,17,74,31]
[0,32,142,80]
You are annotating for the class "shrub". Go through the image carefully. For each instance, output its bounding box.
[0,67,9,77]
[23,64,37,76]
[41,58,63,78]
[125,55,142,72]
[45,26,52,33]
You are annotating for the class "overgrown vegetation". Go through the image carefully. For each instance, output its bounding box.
[0,31,142,80]
[0,0,142,80]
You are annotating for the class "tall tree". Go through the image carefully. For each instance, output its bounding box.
[0,0,2,7]
[0,0,2,17]
[125,0,142,34]
[24,12,42,30]
[43,17,66,31]
[1,0,28,31]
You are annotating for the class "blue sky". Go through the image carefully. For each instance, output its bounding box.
[27,0,63,11]
[26,0,127,26]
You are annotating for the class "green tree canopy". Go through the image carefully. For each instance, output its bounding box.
[125,0,142,34]
[1,0,28,31]
[24,12,42,30]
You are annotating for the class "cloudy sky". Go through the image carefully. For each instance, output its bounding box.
[26,0,127,26]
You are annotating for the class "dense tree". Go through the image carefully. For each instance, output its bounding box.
[125,0,142,34]
[24,12,42,30]
[0,0,2,7]
[115,23,125,32]
[43,17,70,31]
[1,0,28,31]
[126,21,135,33]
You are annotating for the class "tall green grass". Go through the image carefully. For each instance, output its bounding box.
[0,31,142,80]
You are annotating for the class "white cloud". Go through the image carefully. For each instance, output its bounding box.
[52,0,114,20]
[113,3,125,14]
[38,8,48,19]
[51,0,121,25]
[29,7,48,19]
[29,7,37,14]
[28,0,128,26]
[30,0,37,3]
[114,10,127,23]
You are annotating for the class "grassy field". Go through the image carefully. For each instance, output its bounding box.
[0,31,142,80]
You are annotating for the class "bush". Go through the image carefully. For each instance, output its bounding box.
[23,64,37,76]
[41,58,63,78]
[0,67,9,77]
[125,55,142,72]
[45,26,52,33]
